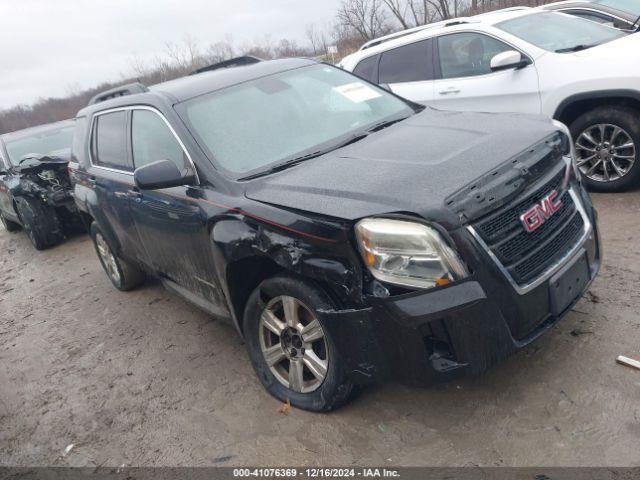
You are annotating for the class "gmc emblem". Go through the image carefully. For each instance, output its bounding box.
[520,190,562,233]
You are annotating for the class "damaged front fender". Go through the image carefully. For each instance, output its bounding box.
[210,215,365,335]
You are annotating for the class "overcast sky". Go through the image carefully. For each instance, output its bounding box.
[0,0,342,110]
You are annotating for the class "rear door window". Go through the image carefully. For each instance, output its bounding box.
[92,111,130,171]
[131,109,187,170]
[353,55,379,83]
[378,39,434,84]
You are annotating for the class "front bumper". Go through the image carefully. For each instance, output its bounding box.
[320,190,601,386]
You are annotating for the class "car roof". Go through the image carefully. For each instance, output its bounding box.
[0,119,75,143]
[341,8,540,65]
[77,58,317,116]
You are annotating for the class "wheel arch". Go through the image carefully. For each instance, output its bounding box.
[211,218,360,337]
[77,209,95,233]
[554,90,640,127]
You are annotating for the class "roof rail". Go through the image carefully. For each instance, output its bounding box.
[472,6,530,17]
[361,24,433,50]
[88,82,148,105]
[191,55,262,75]
[360,18,471,50]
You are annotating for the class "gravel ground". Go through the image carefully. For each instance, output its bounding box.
[1,192,639,468]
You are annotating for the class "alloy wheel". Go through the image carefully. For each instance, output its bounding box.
[575,123,636,183]
[258,295,329,393]
[95,232,122,284]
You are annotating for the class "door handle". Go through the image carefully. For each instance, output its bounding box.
[127,190,143,202]
[438,87,461,95]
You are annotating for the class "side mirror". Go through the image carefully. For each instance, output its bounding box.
[134,160,196,190]
[490,51,531,72]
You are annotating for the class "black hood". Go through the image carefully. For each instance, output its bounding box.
[245,108,560,227]
[15,149,71,172]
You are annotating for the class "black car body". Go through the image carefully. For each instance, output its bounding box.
[544,1,640,31]
[0,120,84,249]
[70,58,601,411]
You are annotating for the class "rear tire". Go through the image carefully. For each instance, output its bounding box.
[0,212,21,232]
[570,106,640,192]
[90,222,145,291]
[243,275,360,412]
[14,197,64,250]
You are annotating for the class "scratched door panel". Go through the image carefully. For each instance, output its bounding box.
[130,186,226,306]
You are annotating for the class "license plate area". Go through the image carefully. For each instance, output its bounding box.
[549,249,590,316]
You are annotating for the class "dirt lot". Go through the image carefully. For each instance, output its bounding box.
[1,192,639,468]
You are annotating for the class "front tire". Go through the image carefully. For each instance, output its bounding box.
[570,106,640,192]
[243,275,359,412]
[90,222,145,291]
[14,197,64,250]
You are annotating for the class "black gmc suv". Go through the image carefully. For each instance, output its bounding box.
[0,120,84,249]
[69,58,600,411]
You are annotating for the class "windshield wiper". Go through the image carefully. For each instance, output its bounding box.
[555,43,599,53]
[238,133,369,181]
[238,152,324,181]
[366,115,411,133]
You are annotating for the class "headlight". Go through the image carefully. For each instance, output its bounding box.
[552,119,581,182]
[355,218,469,289]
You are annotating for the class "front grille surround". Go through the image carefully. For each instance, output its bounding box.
[467,184,591,295]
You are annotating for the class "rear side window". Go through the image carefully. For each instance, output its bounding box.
[92,111,130,171]
[353,55,379,83]
[131,110,187,170]
[378,39,434,84]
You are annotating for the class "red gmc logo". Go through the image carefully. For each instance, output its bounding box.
[520,190,562,233]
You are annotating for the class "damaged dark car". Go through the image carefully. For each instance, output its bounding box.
[70,58,601,411]
[0,120,84,249]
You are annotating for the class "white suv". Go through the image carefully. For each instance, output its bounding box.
[339,8,640,192]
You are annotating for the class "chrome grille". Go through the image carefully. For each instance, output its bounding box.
[470,168,588,289]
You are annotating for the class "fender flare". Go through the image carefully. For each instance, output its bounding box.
[553,89,640,121]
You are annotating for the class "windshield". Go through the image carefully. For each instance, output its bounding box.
[179,64,414,175]
[592,0,640,17]
[4,125,74,166]
[497,12,626,52]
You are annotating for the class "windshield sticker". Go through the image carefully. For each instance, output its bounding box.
[334,82,382,103]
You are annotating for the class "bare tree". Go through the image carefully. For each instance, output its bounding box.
[205,41,236,64]
[382,0,445,27]
[337,0,390,41]
[306,23,330,56]
[164,34,201,73]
